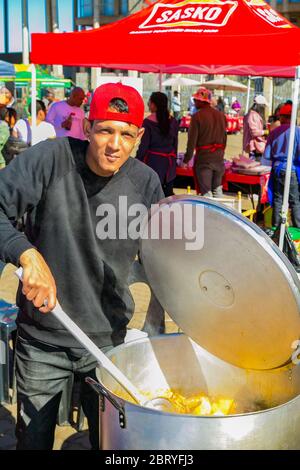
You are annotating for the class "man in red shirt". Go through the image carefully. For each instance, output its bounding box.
[184,87,227,197]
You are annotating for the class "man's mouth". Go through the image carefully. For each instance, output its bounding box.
[105,154,120,163]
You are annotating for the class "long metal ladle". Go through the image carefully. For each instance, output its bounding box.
[15,268,175,412]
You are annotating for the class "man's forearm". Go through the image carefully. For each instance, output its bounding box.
[184,118,198,163]
[0,212,35,265]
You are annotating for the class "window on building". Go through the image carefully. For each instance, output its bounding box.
[79,0,93,17]
[28,0,46,46]
[0,0,5,53]
[121,0,128,15]
[8,0,22,53]
[58,0,74,31]
[102,0,115,16]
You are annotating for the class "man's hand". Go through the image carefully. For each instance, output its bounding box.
[182,153,189,167]
[61,113,74,130]
[19,249,57,314]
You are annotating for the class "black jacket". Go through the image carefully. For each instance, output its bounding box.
[0,137,164,349]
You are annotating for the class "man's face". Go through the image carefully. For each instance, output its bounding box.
[69,89,85,107]
[47,93,55,103]
[194,99,206,109]
[279,115,291,125]
[0,87,12,106]
[86,120,144,177]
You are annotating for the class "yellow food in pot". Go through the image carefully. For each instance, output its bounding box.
[114,387,235,415]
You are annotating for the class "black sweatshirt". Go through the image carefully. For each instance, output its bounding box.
[0,137,164,349]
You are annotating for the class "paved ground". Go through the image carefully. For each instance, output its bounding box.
[0,133,249,450]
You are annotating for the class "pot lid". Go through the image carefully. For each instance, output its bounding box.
[140,195,300,370]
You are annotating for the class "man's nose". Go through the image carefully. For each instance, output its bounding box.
[108,133,121,151]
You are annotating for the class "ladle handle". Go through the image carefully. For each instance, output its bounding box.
[15,267,145,405]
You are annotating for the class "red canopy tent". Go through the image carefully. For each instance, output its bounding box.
[31,0,300,77]
[30,0,300,250]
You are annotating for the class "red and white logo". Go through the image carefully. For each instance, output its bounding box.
[244,0,292,28]
[138,0,238,29]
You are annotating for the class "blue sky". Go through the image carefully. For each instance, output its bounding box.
[0,0,74,53]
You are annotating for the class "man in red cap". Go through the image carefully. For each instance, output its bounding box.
[263,102,300,230]
[0,83,164,449]
[183,86,227,197]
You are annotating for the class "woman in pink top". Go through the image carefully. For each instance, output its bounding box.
[243,95,268,160]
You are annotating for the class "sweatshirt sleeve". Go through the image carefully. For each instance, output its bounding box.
[151,180,165,205]
[262,133,273,164]
[0,141,56,265]
[184,114,198,162]
[45,103,57,126]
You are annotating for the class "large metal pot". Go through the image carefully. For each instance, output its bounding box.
[92,334,300,450]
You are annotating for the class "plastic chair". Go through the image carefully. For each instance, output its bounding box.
[0,300,18,404]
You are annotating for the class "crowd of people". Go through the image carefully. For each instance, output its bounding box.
[1,82,299,225]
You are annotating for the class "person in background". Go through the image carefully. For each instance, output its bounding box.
[262,103,300,229]
[183,87,227,197]
[83,89,93,115]
[0,107,10,169]
[13,100,56,145]
[0,86,15,109]
[243,95,268,160]
[3,107,17,132]
[210,95,218,110]
[14,95,30,120]
[136,91,178,197]
[268,103,284,133]
[188,95,197,115]
[231,98,241,115]
[171,90,181,121]
[43,90,58,110]
[216,97,225,113]
[46,87,86,140]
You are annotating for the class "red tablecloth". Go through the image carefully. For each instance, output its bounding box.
[222,168,270,203]
[225,115,241,134]
[175,166,270,202]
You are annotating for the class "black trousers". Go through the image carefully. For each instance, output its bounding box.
[194,161,225,197]
[15,333,107,450]
[272,170,300,228]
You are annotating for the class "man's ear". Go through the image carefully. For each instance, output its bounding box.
[84,119,92,139]
[135,127,145,146]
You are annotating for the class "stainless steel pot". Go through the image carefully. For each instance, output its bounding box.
[91,334,300,450]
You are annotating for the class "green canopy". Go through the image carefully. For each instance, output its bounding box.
[15,70,72,89]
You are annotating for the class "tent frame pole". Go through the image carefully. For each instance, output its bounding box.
[30,64,37,146]
[279,65,300,251]
[159,70,162,92]
[245,76,251,113]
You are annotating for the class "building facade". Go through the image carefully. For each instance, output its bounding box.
[0,0,144,63]
[269,0,300,26]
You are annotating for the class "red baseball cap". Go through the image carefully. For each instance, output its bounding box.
[279,104,292,116]
[89,82,144,128]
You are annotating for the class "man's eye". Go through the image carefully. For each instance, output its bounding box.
[122,133,134,138]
